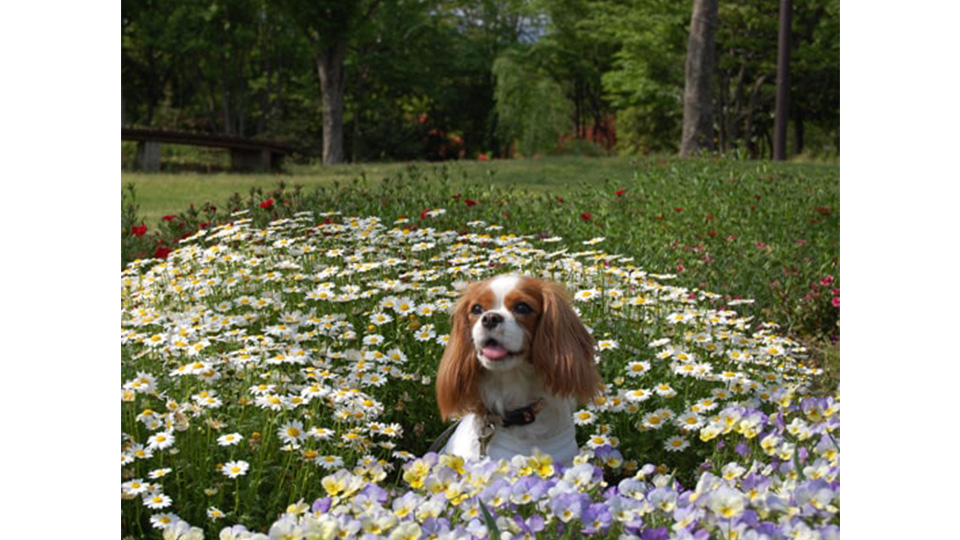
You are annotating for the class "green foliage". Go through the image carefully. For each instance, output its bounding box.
[121,0,838,161]
[594,0,690,154]
[492,49,573,156]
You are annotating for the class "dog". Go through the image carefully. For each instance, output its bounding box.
[436,275,602,465]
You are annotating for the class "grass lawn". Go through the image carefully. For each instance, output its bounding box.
[122,155,838,223]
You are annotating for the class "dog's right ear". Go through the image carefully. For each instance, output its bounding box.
[436,283,485,420]
[531,279,601,404]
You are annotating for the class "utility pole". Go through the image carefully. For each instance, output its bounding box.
[773,0,792,160]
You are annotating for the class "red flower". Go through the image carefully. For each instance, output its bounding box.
[832,297,840,308]
[420,209,430,220]
[708,230,717,237]
[581,213,592,221]
[477,153,489,161]
[162,215,176,222]
[260,198,274,209]
[756,242,767,249]
[615,189,626,196]
[832,288,840,296]
[820,275,835,286]
[502,212,510,218]
[465,199,478,206]
[674,207,684,212]
[153,247,172,259]
[706,215,714,221]
[131,224,147,236]
[556,197,565,204]
[656,215,665,220]
[199,222,209,229]
[453,194,462,200]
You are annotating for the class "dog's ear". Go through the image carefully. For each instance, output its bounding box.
[531,280,601,403]
[436,283,485,420]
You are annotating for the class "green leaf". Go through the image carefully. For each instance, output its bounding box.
[478,499,501,540]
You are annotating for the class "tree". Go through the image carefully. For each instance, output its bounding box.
[680,0,718,156]
[281,1,383,165]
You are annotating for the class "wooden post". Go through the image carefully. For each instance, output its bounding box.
[230,148,275,172]
[136,141,162,172]
[773,0,792,161]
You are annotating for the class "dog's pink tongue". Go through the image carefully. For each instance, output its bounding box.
[482,344,509,360]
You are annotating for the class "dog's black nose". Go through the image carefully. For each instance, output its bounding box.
[481,312,504,329]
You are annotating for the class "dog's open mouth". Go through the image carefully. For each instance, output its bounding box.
[480,338,514,361]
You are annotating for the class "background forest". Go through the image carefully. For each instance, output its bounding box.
[121,0,839,164]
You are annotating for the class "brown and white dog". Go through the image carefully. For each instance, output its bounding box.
[436,275,601,464]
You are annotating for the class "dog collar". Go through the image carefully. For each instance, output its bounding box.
[487,399,545,428]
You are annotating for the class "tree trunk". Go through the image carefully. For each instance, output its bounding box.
[316,41,347,165]
[773,0,792,160]
[680,0,718,157]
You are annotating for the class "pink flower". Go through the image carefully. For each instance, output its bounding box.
[832,297,840,308]
[820,275,835,286]
[756,242,767,249]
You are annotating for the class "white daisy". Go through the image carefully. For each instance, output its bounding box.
[217,433,243,447]
[222,460,250,479]
[664,436,690,452]
[625,361,651,377]
[573,410,596,426]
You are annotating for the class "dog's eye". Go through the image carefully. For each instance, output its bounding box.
[513,302,533,315]
[470,304,484,315]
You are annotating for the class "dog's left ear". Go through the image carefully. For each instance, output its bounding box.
[531,280,601,402]
[436,281,486,420]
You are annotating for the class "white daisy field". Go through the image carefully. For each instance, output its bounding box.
[121,210,838,539]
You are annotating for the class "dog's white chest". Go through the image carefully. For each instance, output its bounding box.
[442,413,579,466]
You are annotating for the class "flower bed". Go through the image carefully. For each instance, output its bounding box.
[121,210,838,539]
